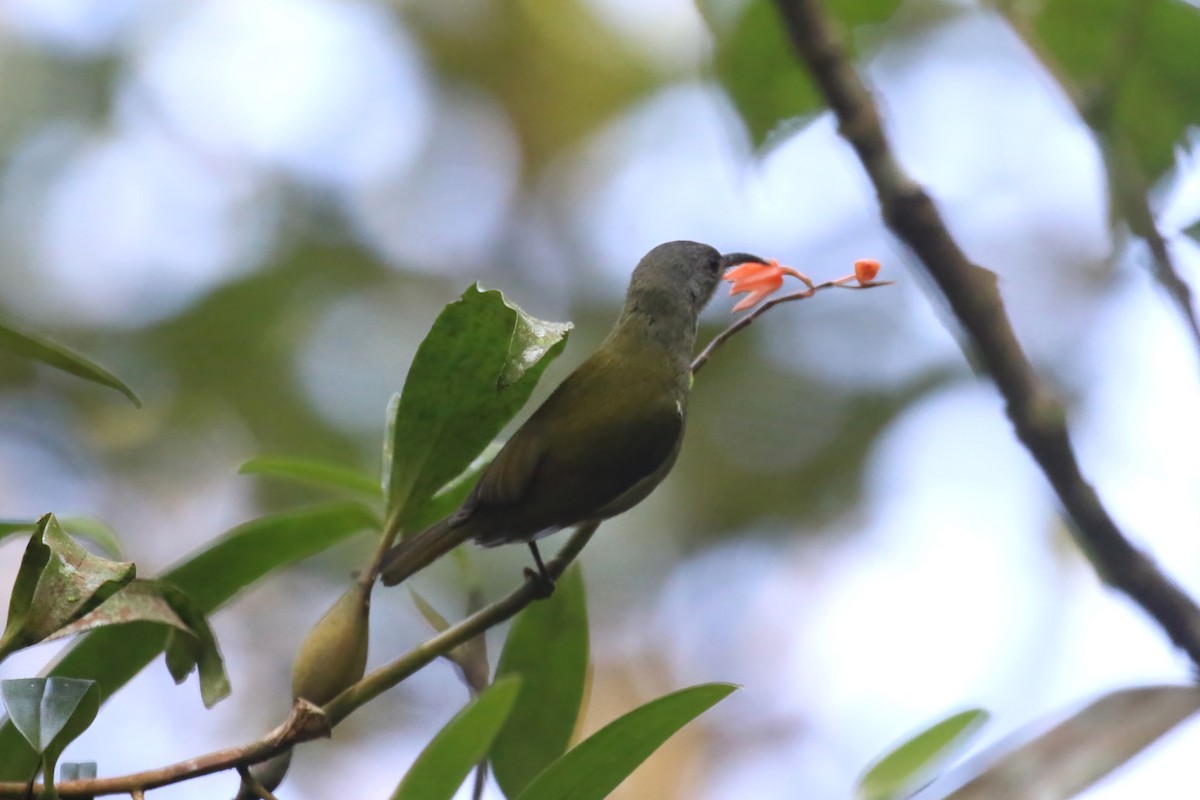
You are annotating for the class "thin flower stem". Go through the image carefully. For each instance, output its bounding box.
[693,275,891,375]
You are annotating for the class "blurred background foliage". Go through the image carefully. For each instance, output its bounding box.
[1,0,1200,798]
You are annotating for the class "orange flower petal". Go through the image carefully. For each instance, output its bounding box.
[723,258,811,311]
[732,287,775,312]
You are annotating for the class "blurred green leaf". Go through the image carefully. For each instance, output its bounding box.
[58,518,124,560]
[59,762,96,781]
[706,0,900,148]
[0,502,376,779]
[710,0,820,148]
[515,682,738,800]
[2,677,100,792]
[382,285,570,531]
[857,708,989,800]
[410,588,491,695]
[0,521,32,542]
[492,565,589,798]
[0,321,141,407]
[930,686,1200,800]
[410,589,452,635]
[390,677,521,800]
[239,455,381,501]
[1032,0,1200,178]
[0,514,135,662]
[1184,216,1200,245]
[0,518,124,559]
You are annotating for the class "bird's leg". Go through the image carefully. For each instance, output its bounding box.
[523,542,555,598]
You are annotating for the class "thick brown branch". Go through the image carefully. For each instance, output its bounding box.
[771,0,1200,664]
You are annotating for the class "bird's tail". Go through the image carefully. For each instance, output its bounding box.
[378,516,473,586]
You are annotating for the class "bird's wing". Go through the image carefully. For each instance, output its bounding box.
[470,423,545,508]
[467,389,683,526]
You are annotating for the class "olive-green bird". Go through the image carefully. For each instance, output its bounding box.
[378,240,768,588]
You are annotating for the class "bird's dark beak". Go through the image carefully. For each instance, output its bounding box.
[719,252,771,270]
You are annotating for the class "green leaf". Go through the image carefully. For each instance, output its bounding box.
[239,456,381,501]
[1,677,100,793]
[0,514,135,662]
[515,683,738,800]
[856,708,989,800]
[0,521,34,542]
[705,0,900,148]
[0,502,376,779]
[404,442,502,534]
[0,518,124,559]
[59,517,125,560]
[390,677,521,800]
[492,565,590,798]
[937,685,1200,800]
[0,321,141,407]
[1032,0,1200,178]
[43,580,231,708]
[382,285,571,531]
[710,0,820,148]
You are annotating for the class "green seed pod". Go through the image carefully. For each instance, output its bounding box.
[291,583,370,705]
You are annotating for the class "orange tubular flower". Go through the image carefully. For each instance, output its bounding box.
[723,259,813,312]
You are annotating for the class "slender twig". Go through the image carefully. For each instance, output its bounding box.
[693,277,890,375]
[771,0,1200,664]
[323,522,598,725]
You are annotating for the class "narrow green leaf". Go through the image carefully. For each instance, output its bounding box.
[0,502,377,779]
[0,514,135,660]
[0,322,141,407]
[382,285,570,529]
[934,685,1200,800]
[857,708,989,800]
[390,677,521,800]
[0,519,123,558]
[59,517,125,560]
[515,683,738,800]
[410,590,452,635]
[239,456,381,501]
[0,521,34,542]
[492,565,589,798]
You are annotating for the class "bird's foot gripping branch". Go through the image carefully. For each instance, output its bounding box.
[0,245,888,798]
